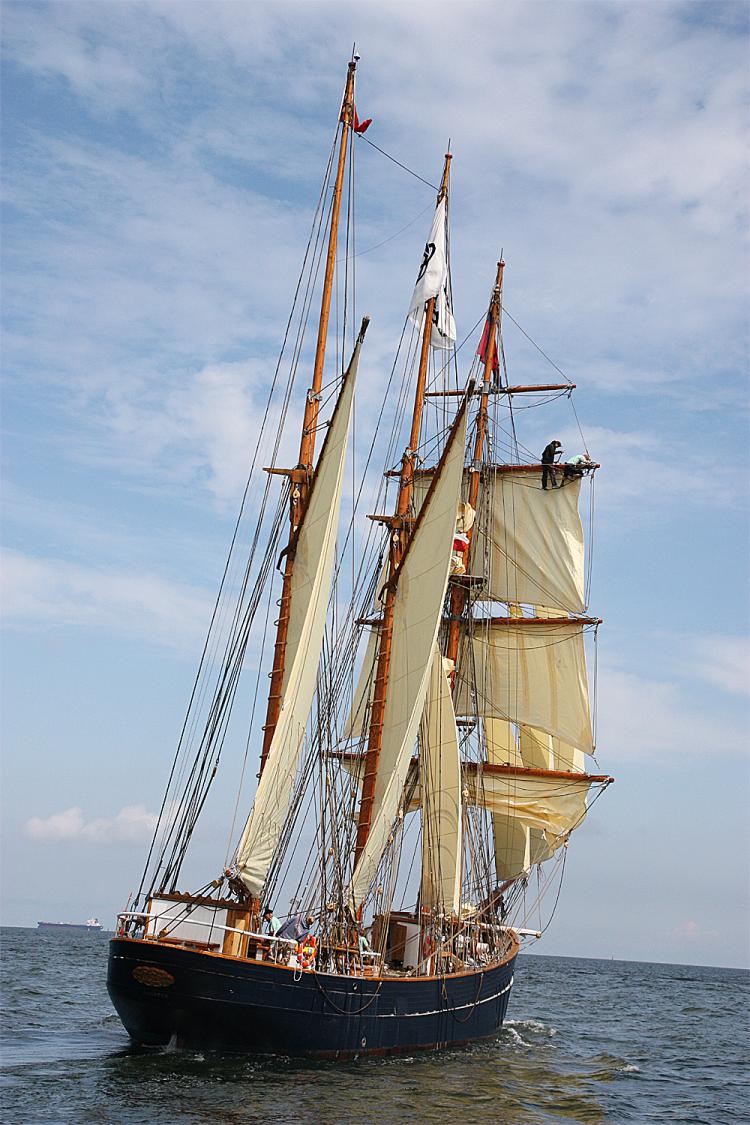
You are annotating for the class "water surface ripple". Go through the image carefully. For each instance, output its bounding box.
[1,928,747,1124]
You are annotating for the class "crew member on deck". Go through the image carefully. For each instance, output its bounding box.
[541,440,563,490]
[262,906,281,960]
[263,907,281,936]
[278,913,315,942]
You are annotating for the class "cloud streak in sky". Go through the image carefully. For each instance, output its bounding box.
[24,804,158,844]
[1,550,213,650]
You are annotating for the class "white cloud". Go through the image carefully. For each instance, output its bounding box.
[1,550,213,650]
[23,807,84,843]
[24,804,157,845]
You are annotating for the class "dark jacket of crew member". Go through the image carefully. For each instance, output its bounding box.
[541,440,562,490]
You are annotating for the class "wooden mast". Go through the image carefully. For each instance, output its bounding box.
[353,154,452,865]
[444,259,504,671]
[259,59,357,776]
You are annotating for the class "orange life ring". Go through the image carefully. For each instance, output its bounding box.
[296,934,316,969]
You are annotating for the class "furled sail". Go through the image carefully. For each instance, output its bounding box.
[419,649,462,915]
[349,403,468,906]
[456,619,594,754]
[407,197,456,349]
[235,334,363,896]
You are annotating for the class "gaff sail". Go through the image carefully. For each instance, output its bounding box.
[235,332,364,896]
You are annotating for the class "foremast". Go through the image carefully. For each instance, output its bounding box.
[259,57,358,777]
[353,154,453,868]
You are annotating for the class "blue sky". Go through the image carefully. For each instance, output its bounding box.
[1,1,748,968]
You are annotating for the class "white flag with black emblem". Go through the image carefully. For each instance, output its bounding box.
[407,198,456,349]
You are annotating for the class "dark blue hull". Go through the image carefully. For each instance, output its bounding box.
[107,936,517,1057]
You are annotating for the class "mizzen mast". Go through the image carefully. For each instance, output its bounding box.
[260,58,358,775]
[354,154,452,865]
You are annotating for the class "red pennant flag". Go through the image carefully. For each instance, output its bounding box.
[353,105,372,134]
[477,316,500,376]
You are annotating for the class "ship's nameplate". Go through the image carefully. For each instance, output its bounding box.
[132,965,175,988]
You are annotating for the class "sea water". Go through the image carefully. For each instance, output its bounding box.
[1,927,747,1124]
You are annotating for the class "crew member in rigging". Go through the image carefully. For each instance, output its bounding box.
[541,440,563,490]
[563,452,594,483]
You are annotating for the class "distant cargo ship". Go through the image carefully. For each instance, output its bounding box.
[37,918,102,933]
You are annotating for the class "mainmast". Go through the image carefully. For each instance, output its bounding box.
[445,259,504,671]
[354,154,452,865]
[259,59,358,775]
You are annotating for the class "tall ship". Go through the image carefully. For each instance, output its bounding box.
[107,56,612,1056]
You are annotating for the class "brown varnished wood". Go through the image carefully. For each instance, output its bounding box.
[425,382,575,397]
[470,761,613,783]
[259,61,357,775]
[486,615,602,626]
[330,750,613,785]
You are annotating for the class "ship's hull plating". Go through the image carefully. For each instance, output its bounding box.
[107,937,517,1057]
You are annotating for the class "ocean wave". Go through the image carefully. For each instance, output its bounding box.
[501,1025,531,1047]
[505,1018,557,1037]
[588,1052,641,1080]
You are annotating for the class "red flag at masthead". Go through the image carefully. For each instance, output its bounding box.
[353,105,372,134]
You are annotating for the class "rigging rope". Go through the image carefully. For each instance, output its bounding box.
[356,132,439,191]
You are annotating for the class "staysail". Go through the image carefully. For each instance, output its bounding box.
[349,402,468,906]
[419,648,462,915]
[235,332,364,896]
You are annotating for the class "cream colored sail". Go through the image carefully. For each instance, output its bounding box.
[492,817,554,881]
[349,404,468,906]
[457,619,594,754]
[419,649,462,915]
[343,624,378,740]
[343,557,390,741]
[485,717,522,767]
[519,725,554,770]
[235,336,363,896]
[414,469,585,612]
[466,768,590,848]
[475,470,586,611]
